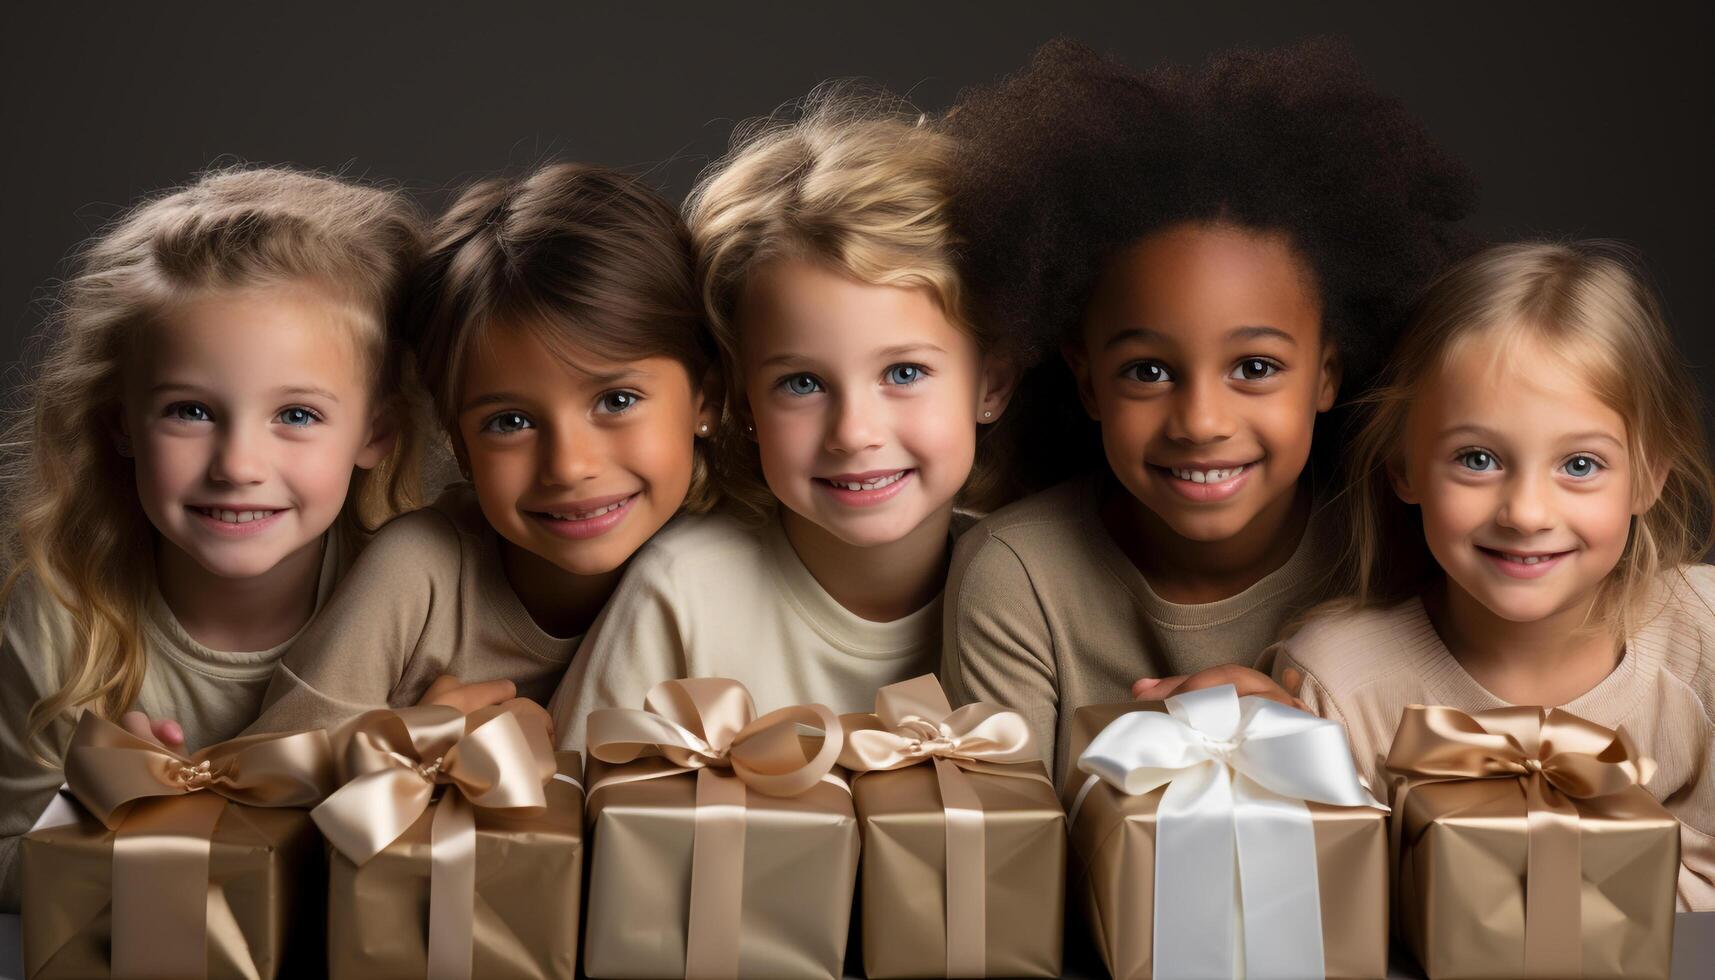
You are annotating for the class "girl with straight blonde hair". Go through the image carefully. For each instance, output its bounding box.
[1265,240,1715,910]
[0,166,425,910]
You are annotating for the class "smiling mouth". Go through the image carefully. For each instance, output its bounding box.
[531,493,639,522]
[191,506,283,524]
[1479,546,1572,566]
[818,470,911,492]
[1159,464,1250,485]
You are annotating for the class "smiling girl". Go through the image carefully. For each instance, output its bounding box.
[548,92,1019,749]
[0,167,424,908]
[247,163,718,734]
[1267,242,1715,910]
[938,40,1475,781]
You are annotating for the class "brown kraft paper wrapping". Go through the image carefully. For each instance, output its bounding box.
[841,674,1065,978]
[1387,704,1679,980]
[22,714,335,980]
[1062,702,1389,980]
[581,677,860,980]
[324,749,584,980]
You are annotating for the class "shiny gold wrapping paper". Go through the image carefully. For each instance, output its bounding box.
[581,754,861,979]
[22,793,324,979]
[853,760,1065,978]
[325,750,584,980]
[1395,766,1679,979]
[1063,703,1389,980]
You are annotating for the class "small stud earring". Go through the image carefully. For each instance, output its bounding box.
[697,423,710,436]
[982,411,993,420]
[745,423,755,435]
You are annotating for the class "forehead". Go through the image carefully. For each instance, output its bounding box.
[736,257,972,361]
[142,283,367,389]
[1083,222,1323,350]
[1417,332,1628,446]
[462,316,683,392]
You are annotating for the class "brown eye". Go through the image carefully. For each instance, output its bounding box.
[1123,361,1170,383]
[1232,358,1278,382]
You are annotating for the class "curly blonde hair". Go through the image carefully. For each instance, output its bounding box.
[685,87,1025,523]
[1338,241,1715,636]
[0,166,426,753]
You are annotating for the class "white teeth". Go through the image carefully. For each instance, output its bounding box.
[1171,465,1246,484]
[548,500,627,521]
[829,471,907,492]
[1499,552,1554,565]
[199,507,276,524]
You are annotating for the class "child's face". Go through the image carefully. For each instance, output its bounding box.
[455,321,713,577]
[121,282,391,581]
[1066,222,1337,544]
[1395,333,1639,624]
[737,258,1009,549]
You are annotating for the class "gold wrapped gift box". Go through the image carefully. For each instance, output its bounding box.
[1387,704,1679,980]
[1063,700,1390,980]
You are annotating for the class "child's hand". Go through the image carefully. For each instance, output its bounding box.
[419,674,518,713]
[118,710,186,751]
[1131,665,1307,712]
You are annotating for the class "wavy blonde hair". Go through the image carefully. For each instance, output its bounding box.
[1337,241,1715,636]
[685,87,1023,523]
[0,166,427,753]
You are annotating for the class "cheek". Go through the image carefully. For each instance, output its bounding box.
[624,423,697,495]
[1570,488,1635,553]
[280,442,359,507]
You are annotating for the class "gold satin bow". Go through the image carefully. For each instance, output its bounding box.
[586,677,845,979]
[838,674,1049,978]
[311,704,556,980]
[1385,704,1652,979]
[61,712,335,980]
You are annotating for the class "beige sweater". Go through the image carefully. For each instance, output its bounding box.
[0,533,350,911]
[941,473,1340,784]
[247,485,581,735]
[1266,566,1715,911]
[548,511,950,752]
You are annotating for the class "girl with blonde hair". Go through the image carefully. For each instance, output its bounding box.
[1265,241,1715,910]
[0,166,426,909]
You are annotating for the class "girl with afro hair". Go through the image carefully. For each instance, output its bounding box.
[938,39,1477,781]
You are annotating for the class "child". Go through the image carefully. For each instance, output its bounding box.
[548,91,1019,749]
[937,40,1477,782]
[0,167,425,909]
[1267,241,1715,910]
[246,163,720,734]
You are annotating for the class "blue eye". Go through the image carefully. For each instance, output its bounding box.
[1231,358,1279,382]
[597,391,640,415]
[1457,449,1499,472]
[482,411,533,434]
[1562,454,1602,479]
[780,374,823,396]
[1122,361,1171,384]
[276,406,320,427]
[167,402,213,422]
[884,363,926,386]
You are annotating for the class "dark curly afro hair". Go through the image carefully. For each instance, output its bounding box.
[943,38,1478,489]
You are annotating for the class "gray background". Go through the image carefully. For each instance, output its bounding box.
[3,1,1711,406]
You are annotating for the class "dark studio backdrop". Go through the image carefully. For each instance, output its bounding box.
[2,1,1712,423]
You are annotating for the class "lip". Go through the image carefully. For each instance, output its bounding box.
[814,468,914,508]
[1150,461,1257,503]
[1478,545,1573,580]
[186,504,289,537]
[527,492,640,541]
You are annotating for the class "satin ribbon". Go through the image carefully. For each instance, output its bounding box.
[1384,704,1651,979]
[837,673,1049,978]
[311,704,556,980]
[585,677,845,980]
[1069,685,1381,980]
[60,712,335,980]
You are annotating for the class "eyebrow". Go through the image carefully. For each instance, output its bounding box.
[1438,425,1625,451]
[759,342,948,369]
[150,382,341,403]
[1101,324,1298,351]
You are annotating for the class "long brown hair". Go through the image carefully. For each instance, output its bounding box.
[0,166,426,753]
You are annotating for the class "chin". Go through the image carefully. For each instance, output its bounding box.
[1153,508,1257,544]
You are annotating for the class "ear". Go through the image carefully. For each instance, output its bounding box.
[692,363,724,436]
[975,354,1019,425]
[1632,460,1672,515]
[354,400,400,471]
[1388,455,1418,505]
[110,412,134,459]
[1315,342,1342,413]
[1061,341,1101,422]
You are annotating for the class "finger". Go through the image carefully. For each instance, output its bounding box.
[503,698,555,742]
[1281,667,1306,698]
[1131,675,1185,700]
[119,711,160,745]
[420,675,462,703]
[428,678,518,714]
[152,719,186,748]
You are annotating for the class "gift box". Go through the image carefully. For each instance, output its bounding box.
[312,703,581,980]
[1386,704,1679,980]
[839,674,1064,978]
[581,677,860,979]
[1063,688,1390,980]
[22,714,335,979]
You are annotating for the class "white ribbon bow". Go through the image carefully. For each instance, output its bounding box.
[1071,685,1383,980]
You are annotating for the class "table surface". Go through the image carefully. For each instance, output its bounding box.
[2,911,1709,978]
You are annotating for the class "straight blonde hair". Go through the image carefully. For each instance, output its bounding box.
[0,166,427,754]
[1338,241,1715,636]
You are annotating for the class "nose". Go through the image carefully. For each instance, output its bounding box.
[1164,378,1237,445]
[207,427,269,486]
[1495,470,1555,535]
[824,391,885,455]
[541,420,603,486]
